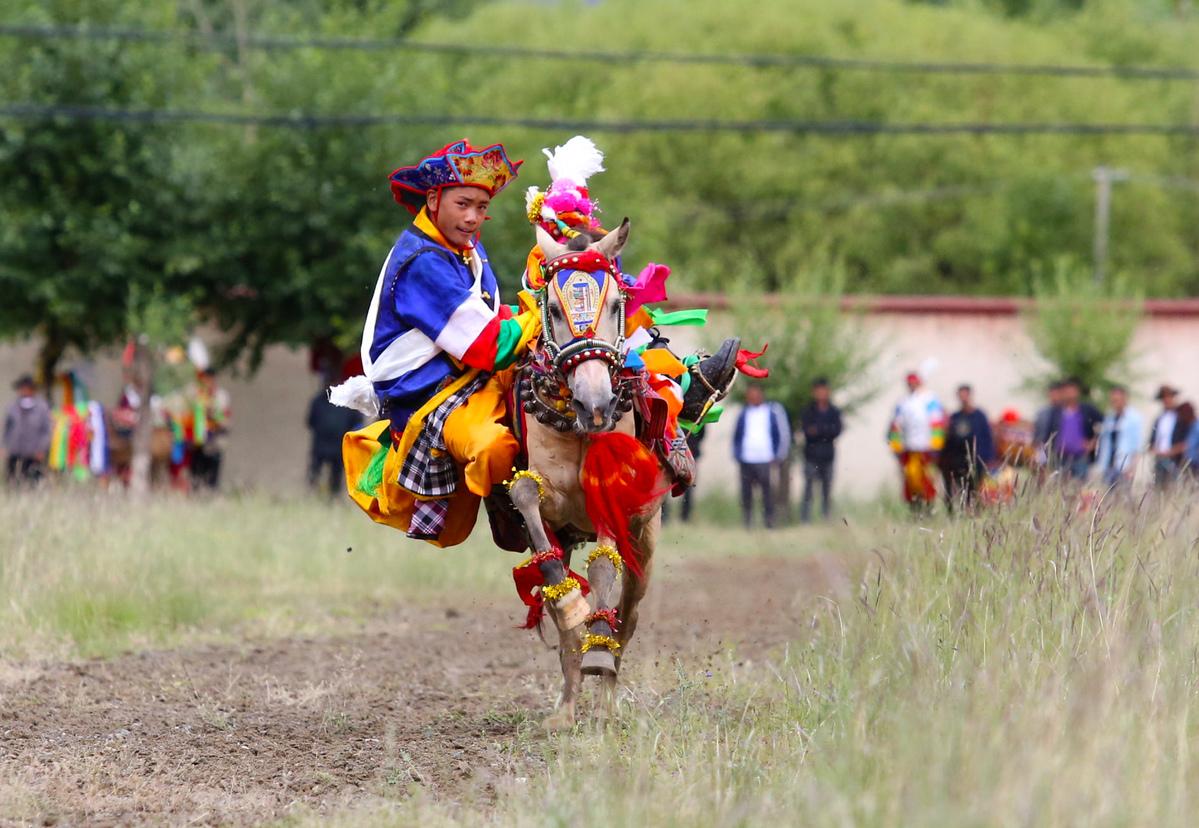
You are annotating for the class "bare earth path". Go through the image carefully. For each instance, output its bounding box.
[0,554,851,825]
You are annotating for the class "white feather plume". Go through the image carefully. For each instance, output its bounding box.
[187,336,210,371]
[542,135,604,186]
[328,375,380,419]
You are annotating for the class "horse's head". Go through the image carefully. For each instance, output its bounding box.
[535,218,631,434]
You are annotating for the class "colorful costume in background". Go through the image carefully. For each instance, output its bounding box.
[47,372,107,481]
[181,378,230,489]
[887,386,946,506]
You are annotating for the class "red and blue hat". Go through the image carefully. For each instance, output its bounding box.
[389,139,522,215]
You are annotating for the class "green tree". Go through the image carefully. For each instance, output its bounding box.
[0,0,213,384]
[1023,258,1142,398]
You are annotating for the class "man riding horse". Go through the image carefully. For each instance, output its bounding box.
[333,137,744,634]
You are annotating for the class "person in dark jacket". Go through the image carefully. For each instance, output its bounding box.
[732,384,790,529]
[1149,385,1193,487]
[940,384,995,511]
[307,387,362,496]
[1045,377,1103,480]
[798,378,842,522]
[3,374,52,485]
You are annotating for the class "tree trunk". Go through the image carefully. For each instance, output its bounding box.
[37,330,66,405]
[128,338,156,498]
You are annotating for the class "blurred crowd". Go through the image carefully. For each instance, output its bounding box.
[720,370,1199,529]
[3,367,231,492]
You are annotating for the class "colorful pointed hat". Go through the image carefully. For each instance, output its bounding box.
[389,139,522,215]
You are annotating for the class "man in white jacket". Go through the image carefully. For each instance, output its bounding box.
[1095,384,1143,488]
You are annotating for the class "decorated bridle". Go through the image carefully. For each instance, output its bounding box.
[538,249,626,375]
[521,249,637,433]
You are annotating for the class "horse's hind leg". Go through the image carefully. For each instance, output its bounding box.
[614,510,660,673]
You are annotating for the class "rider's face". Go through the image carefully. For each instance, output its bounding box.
[428,186,490,249]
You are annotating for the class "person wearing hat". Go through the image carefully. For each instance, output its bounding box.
[3,374,52,485]
[887,370,947,511]
[1149,384,1193,487]
[334,138,749,547]
[333,139,541,546]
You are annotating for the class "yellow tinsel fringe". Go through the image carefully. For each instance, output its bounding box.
[505,468,546,501]
[586,544,623,574]
[540,577,580,602]
[580,633,621,654]
[526,191,545,224]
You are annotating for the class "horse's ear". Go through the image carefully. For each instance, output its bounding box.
[536,225,569,262]
[593,217,630,261]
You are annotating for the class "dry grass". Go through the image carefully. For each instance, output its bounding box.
[4,485,1198,826]
[300,485,1199,827]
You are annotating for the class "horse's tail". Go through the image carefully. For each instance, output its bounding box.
[581,432,666,579]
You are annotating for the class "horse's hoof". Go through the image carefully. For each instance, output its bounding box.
[542,708,576,733]
[550,589,590,633]
[580,648,617,677]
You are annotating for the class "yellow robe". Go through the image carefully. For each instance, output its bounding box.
[342,297,541,548]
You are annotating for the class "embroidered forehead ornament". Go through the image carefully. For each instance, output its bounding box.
[546,250,621,338]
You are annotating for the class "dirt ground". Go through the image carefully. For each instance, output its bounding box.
[0,553,853,826]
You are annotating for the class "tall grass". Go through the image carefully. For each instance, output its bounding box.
[311,485,1199,827]
[0,490,508,659]
[0,490,823,660]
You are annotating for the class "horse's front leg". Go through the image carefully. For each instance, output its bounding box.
[508,471,585,731]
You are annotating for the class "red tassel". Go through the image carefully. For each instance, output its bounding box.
[736,344,770,379]
[580,432,667,579]
[512,547,591,629]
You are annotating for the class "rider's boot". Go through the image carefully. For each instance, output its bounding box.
[680,337,741,423]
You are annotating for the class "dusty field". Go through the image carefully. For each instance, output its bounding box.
[0,555,851,825]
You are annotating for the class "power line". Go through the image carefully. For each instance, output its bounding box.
[3,22,1199,81]
[3,103,1199,137]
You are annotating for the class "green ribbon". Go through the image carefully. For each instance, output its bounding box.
[680,404,724,434]
[649,308,708,327]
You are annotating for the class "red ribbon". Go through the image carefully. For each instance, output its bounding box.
[735,344,770,379]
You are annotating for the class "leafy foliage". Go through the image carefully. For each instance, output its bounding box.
[729,259,880,423]
[1023,258,1142,396]
[1,0,1198,373]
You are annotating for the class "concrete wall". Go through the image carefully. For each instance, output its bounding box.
[3,305,1195,499]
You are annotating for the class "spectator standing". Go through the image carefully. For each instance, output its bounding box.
[1149,386,1194,487]
[1032,381,1065,472]
[940,384,995,511]
[4,375,52,485]
[184,368,231,490]
[887,371,947,511]
[732,384,790,529]
[1184,413,1199,478]
[1045,378,1102,481]
[1095,385,1143,488]
[798,378,842,523]
[307,387,362,496]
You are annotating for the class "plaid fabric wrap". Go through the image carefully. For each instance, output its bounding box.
[397,372,489,498]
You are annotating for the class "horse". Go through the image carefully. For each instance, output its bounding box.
[506,218,673,731]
